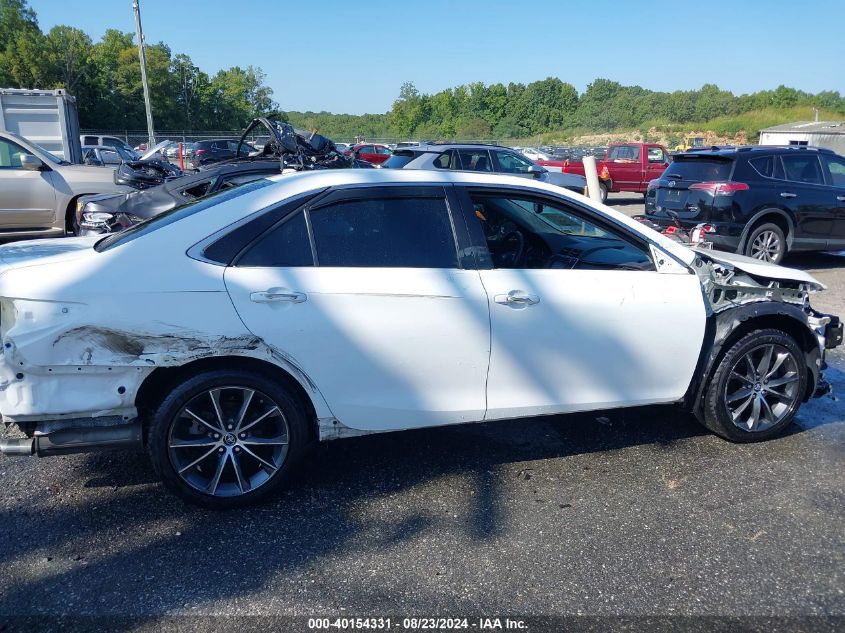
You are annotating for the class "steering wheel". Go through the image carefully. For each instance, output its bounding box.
[562,244,624,269]
[496,231,525,268]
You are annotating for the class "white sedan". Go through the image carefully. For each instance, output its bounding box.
[0,170,840,508]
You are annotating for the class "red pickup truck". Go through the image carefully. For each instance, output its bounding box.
[538,143,671,202]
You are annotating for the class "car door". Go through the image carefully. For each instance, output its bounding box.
[356,145,377,163]
[821,153,845,247]
[606,145,642,189]
[456,186,706,419]
[0,136,57,228]
[224,185,491,431]
[779,153,833,244]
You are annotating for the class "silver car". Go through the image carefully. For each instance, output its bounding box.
[0,131,131,238]
[381,143,588,194]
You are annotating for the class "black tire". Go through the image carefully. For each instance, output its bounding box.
[702,329,807,443]
[147,369,309,509]
[599,181,609,203]
[743,222,786,264]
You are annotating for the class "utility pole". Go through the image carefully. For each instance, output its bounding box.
[132,0,156,145]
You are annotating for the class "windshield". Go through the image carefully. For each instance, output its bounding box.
[95,178,274,252]
[5,132,63,164]
[664,157,733,182]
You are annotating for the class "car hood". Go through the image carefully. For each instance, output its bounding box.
[541,171,587,188]
[695,248,824,290]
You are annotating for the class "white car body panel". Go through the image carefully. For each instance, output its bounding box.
[0,169,828,437]
[225,266,490,430]
[481,269,706,419]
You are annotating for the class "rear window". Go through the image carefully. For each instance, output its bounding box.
[95,178,274,252]
[664,158,733,182]
[381,152,419,169]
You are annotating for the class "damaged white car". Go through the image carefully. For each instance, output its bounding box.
[0,170,841,508]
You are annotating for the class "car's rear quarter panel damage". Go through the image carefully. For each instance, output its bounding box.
[0,293,331,428]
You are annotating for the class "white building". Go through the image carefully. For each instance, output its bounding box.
[759,121,845,154]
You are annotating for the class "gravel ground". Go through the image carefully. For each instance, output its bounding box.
[0,204,843,629]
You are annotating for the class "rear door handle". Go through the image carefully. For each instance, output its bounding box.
[250,288,307,304]
[780,192,797,199]
[494,290,540,306]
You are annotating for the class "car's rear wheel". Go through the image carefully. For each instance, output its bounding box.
[599,181,609,203]
[702,329,806,442]
[147,369,308,508]
[744,222,786,264]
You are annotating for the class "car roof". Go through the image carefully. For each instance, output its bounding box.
[675,144,837,159]
[409,142,511,152]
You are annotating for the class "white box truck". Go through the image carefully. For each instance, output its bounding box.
[0,88,82,163]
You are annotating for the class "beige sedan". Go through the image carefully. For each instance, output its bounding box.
[0,131,131,238]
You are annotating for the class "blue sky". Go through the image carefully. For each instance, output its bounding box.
[29,0,845,115]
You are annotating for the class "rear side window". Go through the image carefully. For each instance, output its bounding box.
[782,155,824,185]
[457,150,492,172]
[237,212,314,267]
[823,155,845,187]
[433,150,460,169]
[381,152,418,169]
[608,145,640,162]
[665,158,733,181]
[309,197,458,268]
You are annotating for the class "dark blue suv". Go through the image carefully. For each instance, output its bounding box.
[645,146,845,263]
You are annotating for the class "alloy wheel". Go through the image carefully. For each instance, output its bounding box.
[724,343,800,433]
[750,230,781,262]
[168,386,289,497]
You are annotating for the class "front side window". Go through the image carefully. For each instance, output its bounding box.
[469,192,653,271]
[782,154,823,185]
[237,211,314,267]
[495,151,533,174]
[309,197,458,268]
[100,149,122,164]
[0,138,29,168]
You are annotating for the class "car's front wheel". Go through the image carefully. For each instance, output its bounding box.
[147,369,308,508]
[702,329,806,442]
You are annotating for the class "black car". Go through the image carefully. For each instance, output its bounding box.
[76,160,283,235]
[188,138,255,169]
[645,145,845,263]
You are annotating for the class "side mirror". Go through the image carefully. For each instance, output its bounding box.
[527,164,546,177]
[20,154,44,171]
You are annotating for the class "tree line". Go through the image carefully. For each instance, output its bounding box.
[0,0,277,130]
[2,0,844,139]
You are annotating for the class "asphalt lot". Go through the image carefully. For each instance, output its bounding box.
[1,198,844,627]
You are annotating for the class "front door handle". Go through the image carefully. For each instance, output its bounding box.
[494,290,540,306]
[780,192,797,199]
[250,288,307,304]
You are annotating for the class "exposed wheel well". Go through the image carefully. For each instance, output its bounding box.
[135,356,319,441]
[709,313,818,401]
[65,195,91,234]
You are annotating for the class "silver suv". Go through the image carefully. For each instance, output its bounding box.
[381,143,588,194]
[0,131,131,238]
